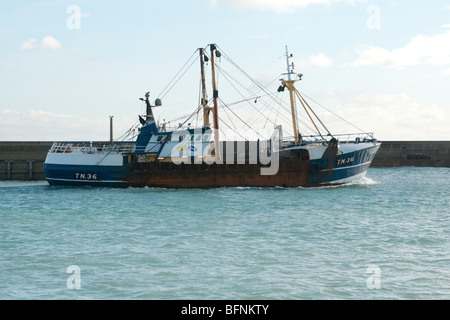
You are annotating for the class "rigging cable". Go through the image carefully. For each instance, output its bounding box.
[215,47,310,138]
[215,64,292,137]
[217,63,318,138]
[216,45,343,139]
[157,49,199,100]
[218,97,266,140]
[298,91,368,134]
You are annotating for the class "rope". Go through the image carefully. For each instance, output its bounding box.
[157,49,199,100]
[152,43,368,145]
[299,91,368,134]
[218,97,265,139]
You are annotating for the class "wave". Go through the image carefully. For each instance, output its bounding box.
[0,181,49,188]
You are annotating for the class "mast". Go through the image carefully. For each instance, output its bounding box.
[199,48,211,127]
[109,116,114,143]
[210,44,221,160]
[282,46,300,145]
[285,45,293,81]
[282,47,331,142]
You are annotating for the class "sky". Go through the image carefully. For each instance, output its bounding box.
[0,0,449,141]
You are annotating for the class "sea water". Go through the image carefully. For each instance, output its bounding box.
[0,167,449,300]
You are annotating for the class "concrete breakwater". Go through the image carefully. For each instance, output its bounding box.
[0,142,53,181]
[371,141,450,168]
[1,140,449,181]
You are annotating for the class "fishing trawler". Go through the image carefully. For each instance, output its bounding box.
[44,44,381,188]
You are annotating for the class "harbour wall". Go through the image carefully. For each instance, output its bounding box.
[0,140,449,181]
[0,142,53,181]
[371,141,450,168]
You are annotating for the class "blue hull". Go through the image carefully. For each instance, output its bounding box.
[308,143,379,186]
[44,163,130,188]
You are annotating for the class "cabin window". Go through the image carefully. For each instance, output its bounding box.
[157,136,163,142]
[179,135,184,142]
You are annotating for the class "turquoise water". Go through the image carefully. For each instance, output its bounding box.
[0,167,449,300]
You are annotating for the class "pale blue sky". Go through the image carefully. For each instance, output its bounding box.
[1,0,449,140]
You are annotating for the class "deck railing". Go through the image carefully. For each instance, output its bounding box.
[49,141,136,154]
[283,132,376,143]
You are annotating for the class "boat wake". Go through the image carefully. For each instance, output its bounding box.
[294,176,378,190]
[348,176,378,186]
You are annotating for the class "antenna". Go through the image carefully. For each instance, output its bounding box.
[285,45,295,81]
